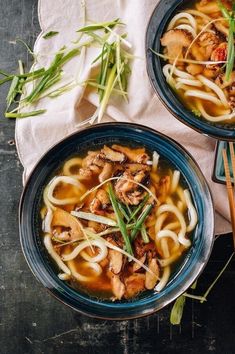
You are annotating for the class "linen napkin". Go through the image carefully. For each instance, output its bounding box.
[15,0,231,235]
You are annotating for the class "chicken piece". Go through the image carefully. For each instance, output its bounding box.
[203,65,221,79]
[196,0,221,13]
[52,208,83,240]
[161,29,192,59]
[78,168,93,181]
[124,274,146,298]
[82,151,99,168]
[191,32,220,61]
[145,258,159,290]
[53,230,71,241]
[112,145,150,164]
[90,189,110,214]
[186,64,204,76]
[133,254,146,272]
[134,237,157,259]
[108,248,123,274]
[99,162,113,183]
[99,145,126,163]
[115,167,149,206]
[211,42,227,62]
[111,274,125,300]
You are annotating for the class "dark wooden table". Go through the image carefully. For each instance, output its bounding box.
[1,1,235,353]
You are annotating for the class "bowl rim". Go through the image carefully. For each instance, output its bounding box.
[19,122,215,320]
[145,0,235,141]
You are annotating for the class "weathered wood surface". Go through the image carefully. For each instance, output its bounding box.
[0,1,235,353]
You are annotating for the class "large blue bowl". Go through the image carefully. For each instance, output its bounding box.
[19,123,214,319]
[146,0,235,141]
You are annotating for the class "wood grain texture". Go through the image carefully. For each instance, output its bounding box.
[0,1,235,353]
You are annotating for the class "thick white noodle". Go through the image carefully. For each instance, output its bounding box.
[196,101,235,122]
[152,151,160,172]
[63,157,83,176]
[198,75,228,107]
[157,204,186,234]
[163,64,194,80]
[62,239,108,262]
[58,273,71,280]
[184,90,223,106]
[167,12,197,31]
[171,170,180,193]
[184,189,198,232]
[175,78,203,89]
[186,9,211,21]
[161,238,170,258]
[42,208,53,233]
[175,24,196,37]
[155,212,168,234]
[44,234,71,275]
[155,266,170,291]
[158,253,181,267]
[164,221,181,231]
[156,230,180,251]
[67,260,102,282]
[47,176,84,205]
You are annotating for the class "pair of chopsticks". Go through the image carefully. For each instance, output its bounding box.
[222,142,235,248]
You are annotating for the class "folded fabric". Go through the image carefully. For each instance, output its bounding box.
[15,0,231,235]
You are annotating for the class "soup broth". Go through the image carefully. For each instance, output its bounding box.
[41,144,197,300]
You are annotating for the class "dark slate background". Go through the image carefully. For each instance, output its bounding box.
[0,0,235,353]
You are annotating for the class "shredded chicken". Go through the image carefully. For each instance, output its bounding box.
[111,274,125,300]
[112,145,150,164]
[108,248,123,274]
[124,274,146,298]
[99,163,113,183]
[90,189,110,214]
[99,145,126,163]
[145,258,159,290]
[186,64,203,76]
[211,42,227,62]
[191,32,219,61]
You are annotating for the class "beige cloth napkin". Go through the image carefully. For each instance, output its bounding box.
[15,0,231,235]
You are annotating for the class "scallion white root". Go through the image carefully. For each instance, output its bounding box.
[71,211,117,227]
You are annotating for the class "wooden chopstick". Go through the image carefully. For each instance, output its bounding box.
[222,146,235,249]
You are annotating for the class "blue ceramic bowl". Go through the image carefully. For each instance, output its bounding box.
[19,123,214,319]
[146,0,235,141]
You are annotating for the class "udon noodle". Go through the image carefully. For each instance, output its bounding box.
[40,144,198,300]
[160,0,235,124]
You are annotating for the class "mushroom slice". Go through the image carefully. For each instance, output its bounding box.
[145,258,159,290]
[161,29,192,58]
[124,274,146,298]
[99,145,126,163]
[111,274,125,300]
[52,208,83,240]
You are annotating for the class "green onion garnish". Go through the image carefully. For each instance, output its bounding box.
[130,203,153,241]
[108,184,133,256]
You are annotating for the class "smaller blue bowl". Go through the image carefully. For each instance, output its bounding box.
[213,141,235,185]
[19,123,214,319]
[146,0,235,141]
